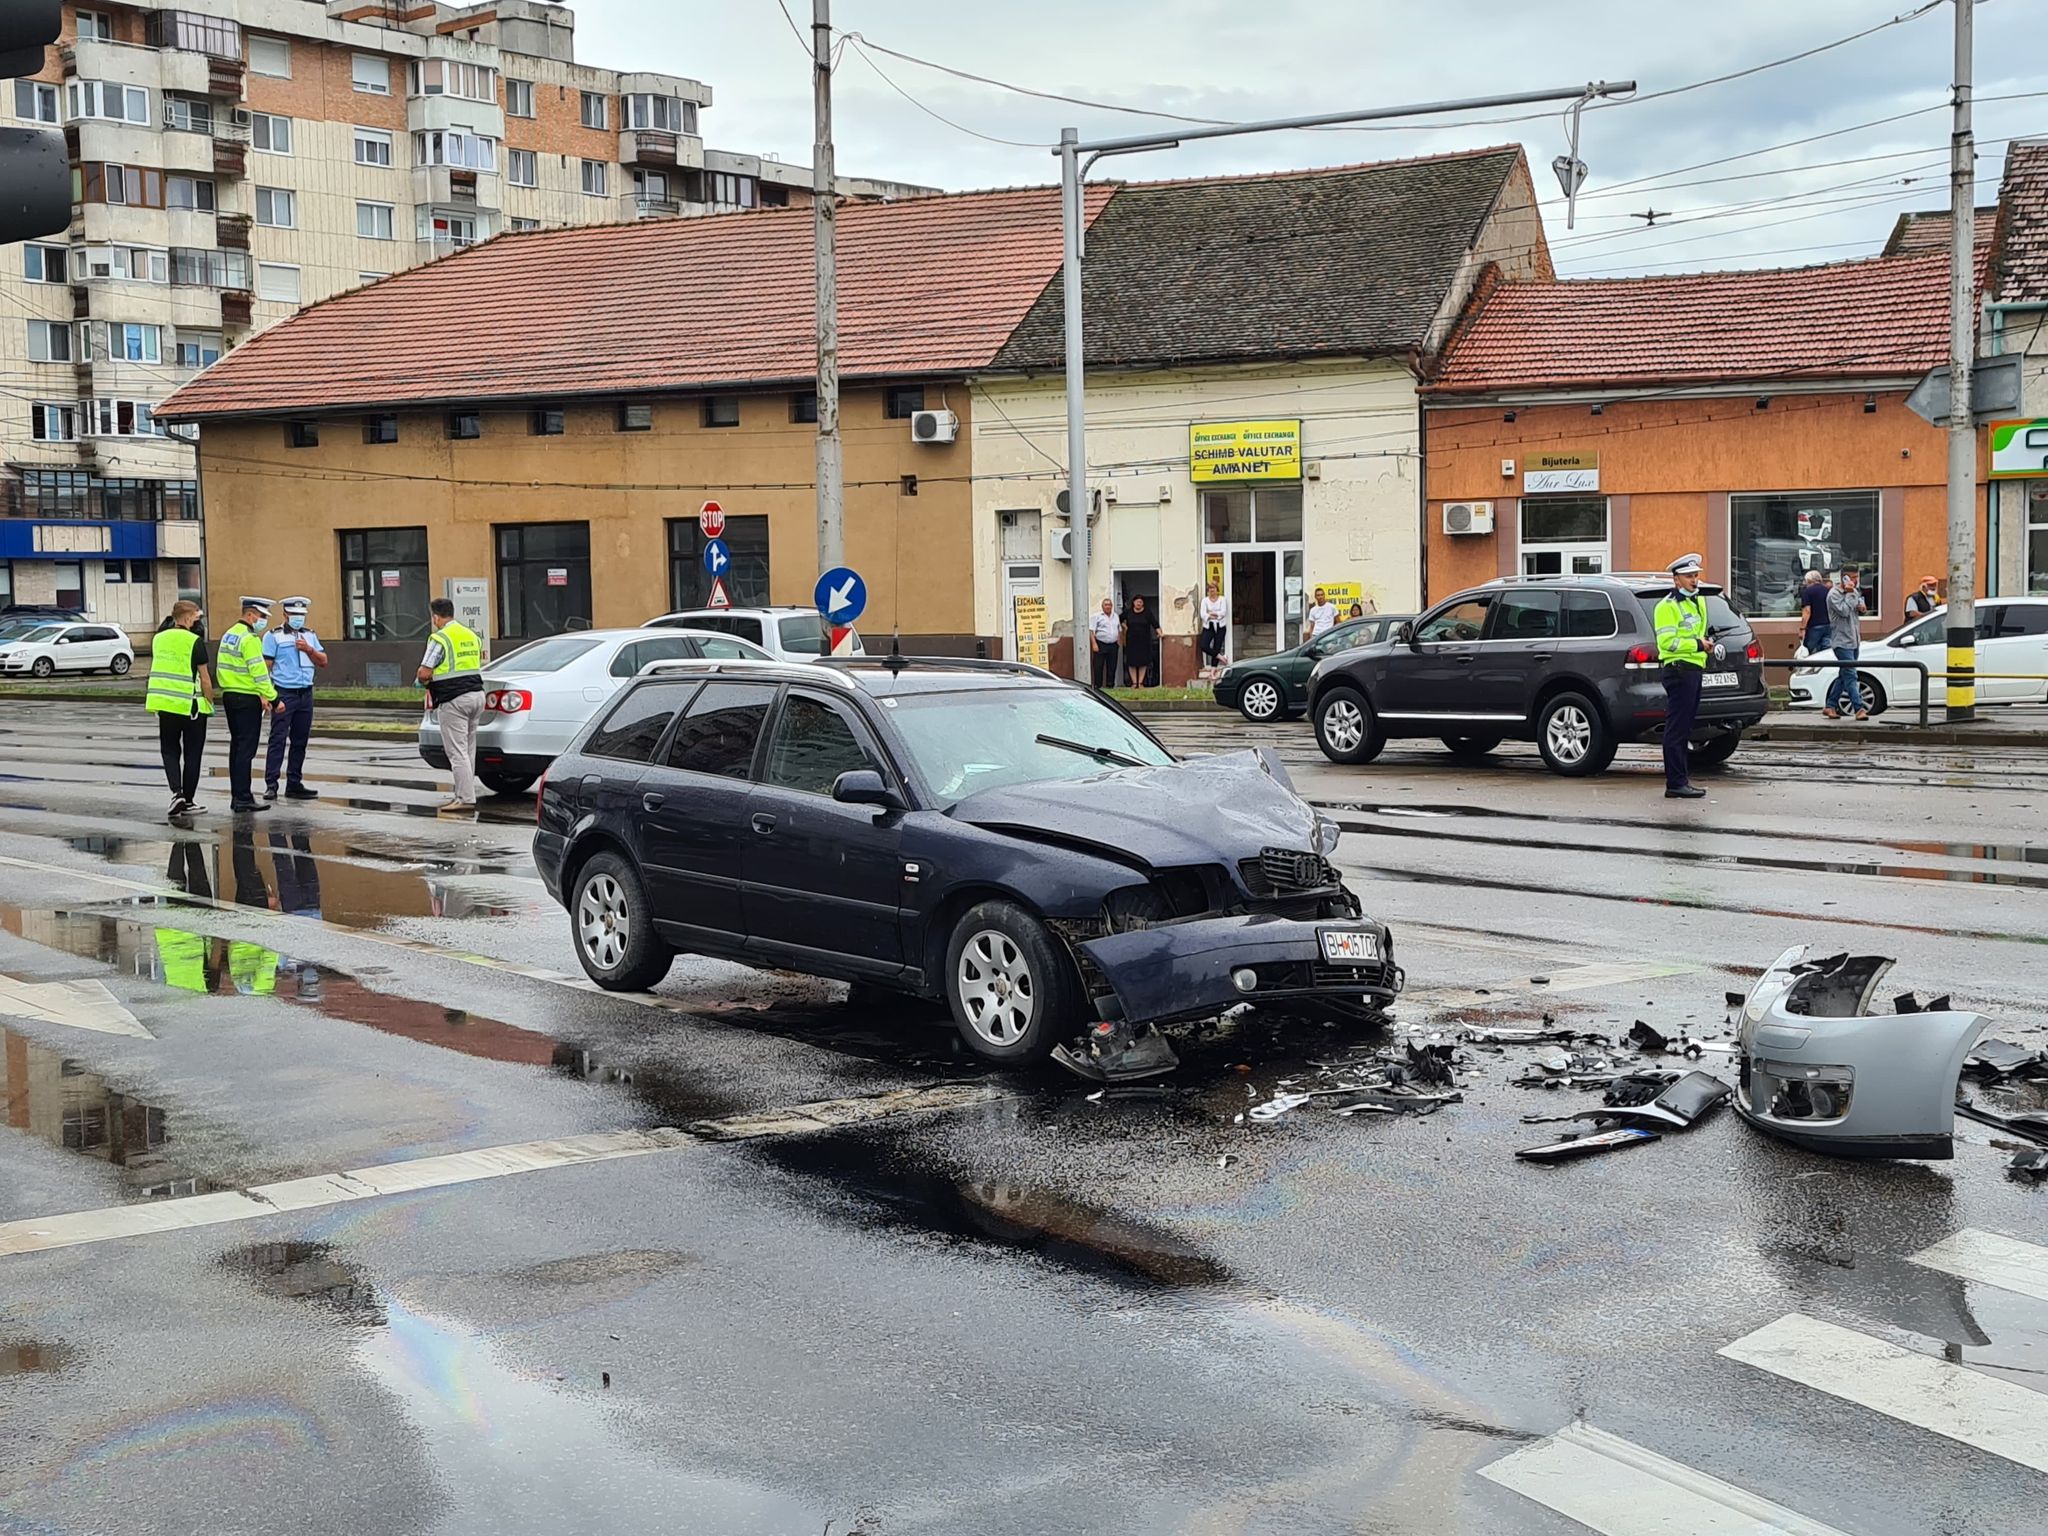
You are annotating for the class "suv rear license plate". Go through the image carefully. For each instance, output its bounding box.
[1320,929,1378,963]
[1704,671,1739,689]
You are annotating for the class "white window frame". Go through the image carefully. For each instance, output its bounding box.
[507,147,537,187]
[633,168,669,200]
[357,272,386,285]
[579,91,607,129]
[250,112,292,155]
[174,330,222,370]
[75,11,113,42]
[105,322,165,365]
[626,94,687,133]
[410,59,496,102]
[1518,496,1611,579]
[351,54,390,94]
[353,126,393,167]
[68,80,150,125]
[509,216,541,232]
[254,186,296,229]
[413,129,496,171]
[23,244,66,284]
[421,211,478,247]
[248,35,291,78]
[355,200,395,240]
[83,398,164,438]
[32,403,77,442]
[505,78,535,117]
[580,159,607,197]
[14,80,58,124]
[26,320,70,363]
[162,95,213,134]
[257,262,301,304]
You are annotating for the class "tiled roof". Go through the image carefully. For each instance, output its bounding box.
[1991,140,2048,303]
[991,147,1527,372]
[1428,253,1951,395]
[1882,206,1999,255]
[160,185,1116,419]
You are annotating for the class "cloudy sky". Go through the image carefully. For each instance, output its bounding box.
[572,0,2046,277]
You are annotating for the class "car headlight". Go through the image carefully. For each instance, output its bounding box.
[1314,813,1342,856]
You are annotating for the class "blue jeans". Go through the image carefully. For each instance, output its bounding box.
[1826,644,1861,713]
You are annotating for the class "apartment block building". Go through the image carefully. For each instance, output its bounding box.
[2,0,922,631]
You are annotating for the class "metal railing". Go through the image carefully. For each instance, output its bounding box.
[1763,656,1932,727]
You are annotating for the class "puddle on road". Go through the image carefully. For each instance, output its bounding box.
[0,1022,192,1199]
[1,1339,76,1376]
[221,1240,384,1326]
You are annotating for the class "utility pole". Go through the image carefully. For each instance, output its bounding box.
[1945,0,1977,722]
[812,0,843,578]
[1053,82,1634,682]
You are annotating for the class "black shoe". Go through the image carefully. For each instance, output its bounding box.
[1052,1021,1181,1083]
[1665,785,1706,800]
[283,785,319,800]
[230,799,270,813]
[262,784,278,801]
[168,797,189,818]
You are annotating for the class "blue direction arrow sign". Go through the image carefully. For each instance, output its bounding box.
[815,566,867,625]
[702,538,730,576]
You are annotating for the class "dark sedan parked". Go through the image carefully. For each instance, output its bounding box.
[1211,615,1411,721]
[535,658,1402,1067]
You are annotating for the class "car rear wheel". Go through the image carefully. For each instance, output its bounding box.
[1238,676,1286,722]
[1314,687,1385,765]
[944,900,1080,1065]
[479,770,537,797]
[1440,734,1503,760]
[30,657,52,678]
[571,852,674,991]
[1689,729,1742,768]
[1536,692,1615,776]
[1856,672,1889,716]
[110,654,132,676]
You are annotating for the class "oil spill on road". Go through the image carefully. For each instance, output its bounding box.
[221,1240,384,1326]
[755,1128,1235,1291]
[0,1338,75,1375]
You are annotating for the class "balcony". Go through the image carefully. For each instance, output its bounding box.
[619,128,703,170]
[411,166,500,213]
[214,213,251,251]
[206,56,245,100]
[621,195,680,221]
[416,236,479,264]
[219,290,252,328]
[211,132,247,179]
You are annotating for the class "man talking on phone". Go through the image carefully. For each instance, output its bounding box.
[1653,553,1713,800]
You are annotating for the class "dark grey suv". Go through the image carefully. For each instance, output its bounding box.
[1306,574,1769,775]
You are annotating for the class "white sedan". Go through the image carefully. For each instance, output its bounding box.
[1788,597,2048,714]
[0,622,135,678]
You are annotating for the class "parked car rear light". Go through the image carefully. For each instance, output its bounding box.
[1627,644,1655,665]
[1745,642,1762,662]
[487,689,532,713]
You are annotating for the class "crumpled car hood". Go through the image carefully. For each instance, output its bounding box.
[947,749,1316,868]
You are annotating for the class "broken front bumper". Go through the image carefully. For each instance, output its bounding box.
[1078,913,1402,1028]
[1735,945,1989,1160]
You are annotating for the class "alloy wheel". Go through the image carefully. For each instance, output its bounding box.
[1545,705,1592,764]
[1322,698,1364,754]
[577,873,628,971]
[957,929,1036,1046]
[1242,680,1280,720]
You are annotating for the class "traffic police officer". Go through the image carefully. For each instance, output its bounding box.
[262,595,327,800]
[215,596,284,812]
[417,597,486,812]
[146,598,213,819]
[1654,554,1716,800]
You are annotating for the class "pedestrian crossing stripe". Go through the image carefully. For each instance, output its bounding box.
[1912,1228,2048,1306]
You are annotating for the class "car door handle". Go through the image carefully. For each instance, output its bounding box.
[751,812,777,834]
[1528,652,1554,662]
[1455,655,1475,665]
[641,792,664,812]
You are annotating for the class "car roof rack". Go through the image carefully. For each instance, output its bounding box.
[822,655,1063,681]
[639,657,858,689]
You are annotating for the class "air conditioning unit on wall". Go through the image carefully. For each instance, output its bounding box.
[910,408,958,444]
[1443,501,1495,536]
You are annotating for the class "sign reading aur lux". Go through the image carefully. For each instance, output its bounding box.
[1190,420,1303,483]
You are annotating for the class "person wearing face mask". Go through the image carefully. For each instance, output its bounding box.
[261,595,327,801]
[1653,554,1713,801]
[215,596,284,813]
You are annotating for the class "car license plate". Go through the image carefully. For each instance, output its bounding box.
[1320,929,1378,963]
[1704,671,1738,689]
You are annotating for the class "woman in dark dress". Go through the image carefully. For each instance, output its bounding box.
[1121,595,1159,687]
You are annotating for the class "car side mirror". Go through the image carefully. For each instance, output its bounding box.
[1396,621,1417,648]
[832,769,902,810]
[1890,635,1913,648]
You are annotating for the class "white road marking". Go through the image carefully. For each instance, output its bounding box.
[1479,1421,1850,1535]
[0,1129,690,1258]
[1720,1312,2048,1474]
[1911,1228,2048,1305]
[0,970,151,1038]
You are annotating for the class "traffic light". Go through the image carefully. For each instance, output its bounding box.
[0,0,67,245]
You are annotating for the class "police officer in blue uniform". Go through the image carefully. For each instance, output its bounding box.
[262,595,327,800]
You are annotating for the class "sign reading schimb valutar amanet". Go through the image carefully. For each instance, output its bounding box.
[1189,420,1303,483]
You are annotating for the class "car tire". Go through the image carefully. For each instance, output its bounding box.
[1689,730,1742,768]
[110,654,131,676]
[1856,673,1889,716]
[1440,734,1503,759]
[570,852,674,992]
[944,900,1080,1065]
[479,770,538,797]
[1536,692,1613,777]
[1237,676,1286,723]
[1314,687,1385,765]
[30,657,52,678]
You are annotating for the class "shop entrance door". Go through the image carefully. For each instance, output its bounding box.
[1224,546,1305,660]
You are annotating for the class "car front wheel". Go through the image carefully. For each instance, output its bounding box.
[1314,687,1385,764]
[1856,673,1889,716]
[944,900,1080,1065]
[1237,676,1286,722]
[1536,692,1615,776]
[571,852,674,991]
[30,657,52,678]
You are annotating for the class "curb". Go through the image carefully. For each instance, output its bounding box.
[1749,721,2045,748]
[0,686,418,710]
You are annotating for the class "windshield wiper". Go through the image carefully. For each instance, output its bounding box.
[1036,733,1146,769]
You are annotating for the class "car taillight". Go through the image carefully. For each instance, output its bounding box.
[487,689,531,713]
[1628,644,1655,664]
[1746,642,1762,662]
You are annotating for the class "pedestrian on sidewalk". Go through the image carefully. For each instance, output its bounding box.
[261,595,327,801]
[1087,597,1120,690]
[1120,595,1159,688]
[215,597,284,813]
[1305,587,1338,639]
[1198,582,1227,670]
[417,598,484,813]
[1824,567,1869,721]
[1905,574,1941,623]
[1654,553,1713,800]
[1799,569,1832,657]
[146,599,214,819]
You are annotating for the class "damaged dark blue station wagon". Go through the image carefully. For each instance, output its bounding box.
[534,658,1402,1077]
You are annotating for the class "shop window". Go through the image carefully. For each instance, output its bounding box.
[2027,482,2048,595]
[497,521,592,639]
[1519,496,1608,578]
[1201,486,1301,544]
[340,527,430,642]
[1730,490,1881,618]
[668,515,768,609]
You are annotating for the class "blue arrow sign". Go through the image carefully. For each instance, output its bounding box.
[702,538,730,576]
[814,566,867,625]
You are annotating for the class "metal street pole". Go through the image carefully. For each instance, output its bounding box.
[1053,81,1634,684]
[1945,0,1976,722]
[813,0,843,578]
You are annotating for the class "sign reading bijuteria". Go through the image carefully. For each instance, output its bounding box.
[1190,420,1302,483]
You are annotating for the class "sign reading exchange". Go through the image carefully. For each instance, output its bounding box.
[1190,420,1303,483]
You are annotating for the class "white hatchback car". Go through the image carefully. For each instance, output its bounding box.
[645,606,866,661]
[0,622,135,677]
[417,626,769,795]
[1788,596,2048,714]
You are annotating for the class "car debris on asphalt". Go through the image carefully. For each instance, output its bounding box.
[1515,1126,1662,1162]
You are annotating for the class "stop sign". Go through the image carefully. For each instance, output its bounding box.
[700,500,725,539]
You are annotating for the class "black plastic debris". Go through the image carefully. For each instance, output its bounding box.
[1957,1101,2048,1147]
[1333,1089,1462,1117]
[1403,1041,1457,1086]
[1599,1072,1732,1132]
[1628,1021,1670,1053]
[1516,1127,1660,1162]
[2009,1146,2048,1184]
[1605,1072,1679,1108]
[1724,991,1747,1008]
[1964,1039,2047,1081]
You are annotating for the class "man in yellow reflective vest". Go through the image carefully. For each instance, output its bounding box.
[1653,553,1715,801]
[215,596,284,813]
[146,599,214,819]
[416,597,485,813]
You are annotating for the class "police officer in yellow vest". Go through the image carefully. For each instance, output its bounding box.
[147,599,215,819]
[216,596,285,813]
[416,597,485,813]
[1654,553,1716,801]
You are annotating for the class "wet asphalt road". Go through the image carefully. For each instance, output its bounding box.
[1,698,2045,1535]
